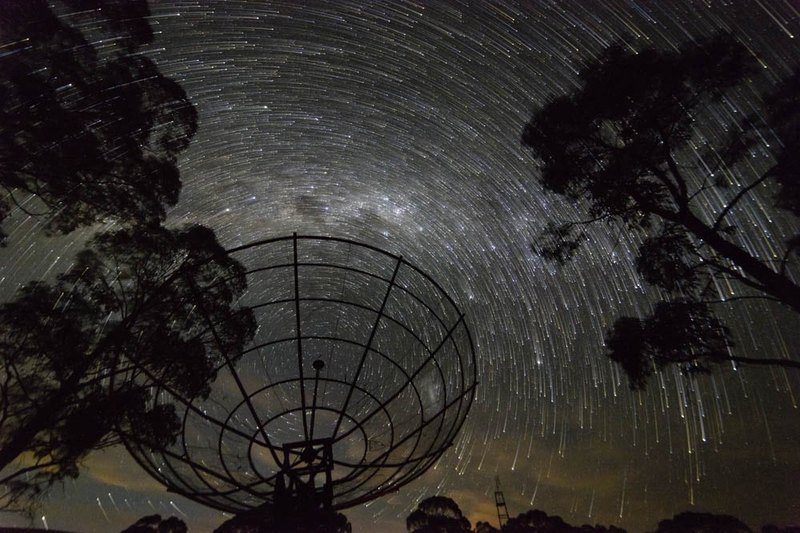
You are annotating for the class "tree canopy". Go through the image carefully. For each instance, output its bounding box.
[0,0,197,242]
[522,33,800,388]
[120,514,188,533]
[0,224,256,512]
[652,511,752,533]
[503,509,626,533]
[407,496,473,533]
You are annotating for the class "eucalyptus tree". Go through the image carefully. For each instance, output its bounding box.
[406,496,472,533]
[522,34,800,387]
[0,0,196,242]
[0,225,255,512]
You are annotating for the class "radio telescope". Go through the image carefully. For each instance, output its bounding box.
[125,235,477,518]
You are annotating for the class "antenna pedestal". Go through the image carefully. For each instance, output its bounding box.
[276,438,334,514]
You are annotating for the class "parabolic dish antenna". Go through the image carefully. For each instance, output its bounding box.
[125,235,477,513]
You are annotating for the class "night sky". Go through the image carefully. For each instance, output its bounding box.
[2,1,800,532]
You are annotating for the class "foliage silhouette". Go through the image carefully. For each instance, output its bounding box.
[651,511,752,533]
[762,526,800,533]
[522,33,800,388]
[502,509,626,532]
[120,514,188,533]
[475,521,500,533]
[0,224,256,513]
[406,496,472,533]
[0,0,197,243]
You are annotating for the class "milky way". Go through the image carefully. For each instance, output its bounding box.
[2,2,799,532]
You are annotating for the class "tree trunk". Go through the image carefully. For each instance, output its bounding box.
[677,210,800,314]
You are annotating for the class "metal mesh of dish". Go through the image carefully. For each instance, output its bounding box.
[125,235,477,512]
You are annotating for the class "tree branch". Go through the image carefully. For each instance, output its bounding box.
[630,188,679,221]
[0,458,59,486]
[713,168,775,231]
[0,185,52,217]
[664,150,689,204]
[705,262,769,293]
[780,242,798,276]
[728,356,800,370]
[702,295,781,305]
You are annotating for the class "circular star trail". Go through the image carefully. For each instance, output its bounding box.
[1,2,799,532]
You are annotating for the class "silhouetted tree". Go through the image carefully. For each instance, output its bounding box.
[502,509,626,533]
[0,0,197,242]
[652,511,752,533]
[522,33,800,388]
[503,509,570,532]
[406,496,472,533]
[605,300,731,389]
[0,224,256,512]
[121,514,188,533]
[762,526,800,533]
[475,521,500,533]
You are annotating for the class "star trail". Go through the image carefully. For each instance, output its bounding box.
[1,1,799,532]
